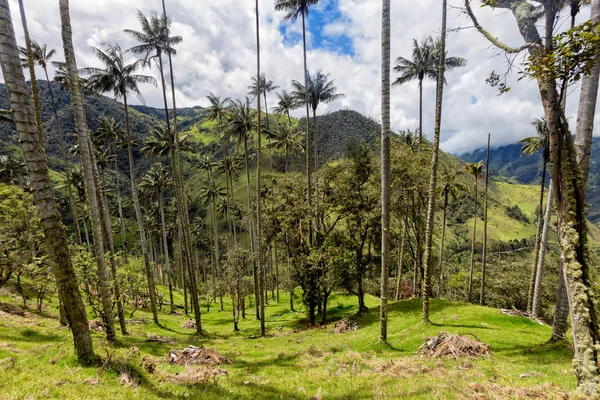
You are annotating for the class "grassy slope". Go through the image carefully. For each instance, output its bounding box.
[0,285,580,399]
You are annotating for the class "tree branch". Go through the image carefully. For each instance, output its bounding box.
[464,0,540,54]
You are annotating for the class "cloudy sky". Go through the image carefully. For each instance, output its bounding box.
[7,0,597,154]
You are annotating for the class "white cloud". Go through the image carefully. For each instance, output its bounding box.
[5,0,598,154]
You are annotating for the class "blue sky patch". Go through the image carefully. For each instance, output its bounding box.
[279,0,355,57]
[471,96,478,104]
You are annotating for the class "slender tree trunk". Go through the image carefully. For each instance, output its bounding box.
[114,156,128,263]
[528,160,547,313]
[243,136,260,320]
[82,215,91,249]
[437,194,448,298]
[17,0,42,146]
[468,176,478,302]
[480,134,490,306]
[3,0,95,363]
[532,182,553,318]
[552,259,569,340]
[59,0,115,342]
[421,0,447,322]
[379,0,391,341]
[301,12,312,246]
[159,192,174,313]
[274,241,279,302]
[255,0,265,336]
[418,79,423,146]
[123,95,159,324]
[395,223,406,301]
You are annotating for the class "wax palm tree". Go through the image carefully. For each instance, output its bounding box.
[140,163,175,313]
[292,70,344,173]
[82,43,160,324]
[51,60,91,93]
[217,153,243,243]
[16,0,42,145]
[267,121,303,172]
[249,73,279,130]
[520,117,549,313]
[437,167,467,297]
[4,0,94,362]
[142,124,190,157]
[275,0,319,243]
[393,36,465,145]
[272,90,300,125]
[464,160,483,302]
[204,93,231,125]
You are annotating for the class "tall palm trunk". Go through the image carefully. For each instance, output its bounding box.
[161,0,201,332]
[243,136,259,320]
[59,0,115,342]
[122,93,159,324]
[301,12,312,245]
[379,0,391,341]
[255,0,265,336]
[551,0,600,342]
[437,191,448,298]
[480,134,490,305]
[394,222,406,301]
[421,0,447,322]
[527,159,547,313]
[114,156,128,263]
[17,0,42,146]
[532,181,553,318]
[468,175,478,302]
[159,191,174,313]
[1,0,94,362]
[418,79,423,146]
[211,195,222,312]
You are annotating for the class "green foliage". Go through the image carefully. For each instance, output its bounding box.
[523,21,600,84]
[506,204,531,224]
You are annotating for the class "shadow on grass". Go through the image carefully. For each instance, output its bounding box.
[0,329,60,343]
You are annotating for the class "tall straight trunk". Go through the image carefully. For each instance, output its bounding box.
[468,175,478,302]
[532,181,553,318]
[161,0,201,332]
[244,136,259,320]
[43,67,82,245]
[421,0,447,323]
[552,259,569,340]
[437,192,448,298]
[255,0,265,336]
[575,0,600,186]
[211,197,222,312]
[395,223,406,301]
[274,241,279,302]
[553,0,600,340]
[59,0,115,342]
[480,133,490,306]
[159,192,174,313]
[122,94,158,324]
[528,160,547,313]
[301,12,312,246]
[3,0,95,362]
[312,107,320,228]
[92,145,127,335]
[82,215,91,249]
[114,156,128,263]
[418,79,423,146]
[379,0,391,341]
[17,0,42,146]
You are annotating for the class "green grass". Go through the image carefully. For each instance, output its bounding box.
[0,284,580,399]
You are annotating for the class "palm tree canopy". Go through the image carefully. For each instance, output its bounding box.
[438,167,468,201]
[199,178,226,205]
[519,117,549,161]
[95,116,126,146]
[393,36,466,87]
[220,98,256,147]
[19,40,55,70]
[274,0,320,22]
[139,163,173,199]
[142,123,190,157]
[464,161,484,186]
[217,154,243,176]
[204,93,231,123]
[291,70,345,112]
[272,90,301,115]
[124,10,182,63]
[267,122,304,153]
[0,155,25,185]
[81,44,157,102]
[248,73,279,98]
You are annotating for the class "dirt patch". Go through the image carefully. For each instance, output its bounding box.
[88,320,104,332]
[167,346,231,366]
[146,335,176,344]
[374,359,446,378]
[417,332,490,359]
[167,366,228,386]
[500,307,545,325]
[181,320,196,329]
[0,302,25,317]
[333,319,359,334]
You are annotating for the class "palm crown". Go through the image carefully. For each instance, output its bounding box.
[292,70,345,112]
[248,74,279,99]
[124,10,182,63]
[274,0,320,22]
[519,117,549,161]
[19,40,55,70]
[81,44,156,101]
